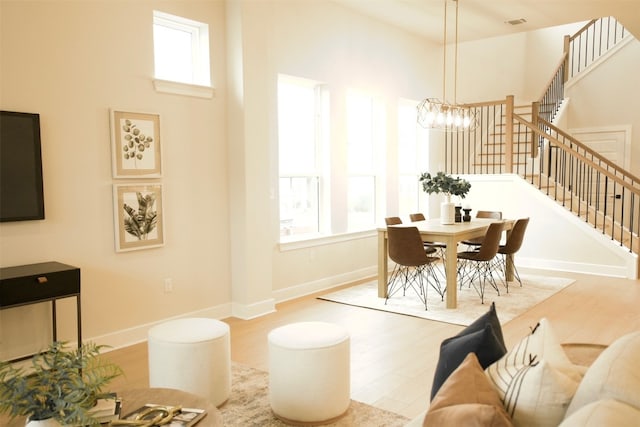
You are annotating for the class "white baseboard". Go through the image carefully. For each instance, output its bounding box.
[271,266,377,303]
[94,303,232,352]
[517,256,632,278]
[95,266,377,351]
[231,298,276,320]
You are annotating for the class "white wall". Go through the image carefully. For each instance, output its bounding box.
[565,37,640,176]
[0,0,230,358]
[454,22,585,105]
[460,175,636,278]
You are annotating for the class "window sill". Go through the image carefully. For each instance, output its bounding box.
[153,79,215,99]
[279,229,376,252]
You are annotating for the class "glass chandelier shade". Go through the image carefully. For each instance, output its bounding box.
[417,98,476,129]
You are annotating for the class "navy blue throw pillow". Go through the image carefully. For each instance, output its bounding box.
[430,302,507,400]
[455,301,505,344]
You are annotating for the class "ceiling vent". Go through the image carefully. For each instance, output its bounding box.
[506,18,527,25]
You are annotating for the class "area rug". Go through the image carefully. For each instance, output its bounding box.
[318,274,574,326]
[219,363,409,426]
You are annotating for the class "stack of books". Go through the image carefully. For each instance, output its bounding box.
[88,393,122,424]
[88,393,208,426]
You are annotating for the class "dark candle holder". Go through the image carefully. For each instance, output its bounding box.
[455,206,462,223]
[463,208,472,222]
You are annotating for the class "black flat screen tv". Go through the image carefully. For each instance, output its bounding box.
[0,110,45,222]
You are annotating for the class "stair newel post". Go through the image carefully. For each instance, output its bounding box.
[531,101,540,159]
[505,95,514,173]
[562,35,570,82]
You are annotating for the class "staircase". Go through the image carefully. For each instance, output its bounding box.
[442,17,640,264]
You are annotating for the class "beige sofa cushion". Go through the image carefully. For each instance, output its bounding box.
[559,399,640,426]
[564,330,640,417]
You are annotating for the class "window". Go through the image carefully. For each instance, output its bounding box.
[153,11,211,88]
[278,75,328,238]
[277,78,389,243]
[346,91,384,231]
[398,98,429,214]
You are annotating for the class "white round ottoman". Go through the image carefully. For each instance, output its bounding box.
[268,321,351,425]
[147,317,231,407]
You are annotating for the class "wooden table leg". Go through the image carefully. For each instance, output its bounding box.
[505,254,515,282]
[377,230,388,298]
[504,228,514,282]
[444,237,458,309]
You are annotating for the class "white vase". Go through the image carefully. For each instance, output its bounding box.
[440,194,455,225]
[26,418,62,427]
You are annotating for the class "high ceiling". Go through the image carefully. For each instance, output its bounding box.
[332,0,640,44]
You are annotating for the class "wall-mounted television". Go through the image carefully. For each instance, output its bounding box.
[0,110,45,222]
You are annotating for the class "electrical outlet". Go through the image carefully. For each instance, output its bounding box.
[164,278,173,293]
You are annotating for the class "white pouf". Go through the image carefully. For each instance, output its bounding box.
[268,321,351,424]
[148,317,231,407]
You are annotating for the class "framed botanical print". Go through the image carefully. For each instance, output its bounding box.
[113,183,164,252]
[110,109,162,178]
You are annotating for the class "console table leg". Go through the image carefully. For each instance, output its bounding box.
[52,299,57,342]
[76,295,82,348]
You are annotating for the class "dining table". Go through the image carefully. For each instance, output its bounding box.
[377,217,515,309]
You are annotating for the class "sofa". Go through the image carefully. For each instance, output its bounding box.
[405,303,640,426]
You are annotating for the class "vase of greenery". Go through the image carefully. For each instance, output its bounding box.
[419,172,471,224]
[0,341,122,427]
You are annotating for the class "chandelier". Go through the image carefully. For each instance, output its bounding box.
[417,0,476,131]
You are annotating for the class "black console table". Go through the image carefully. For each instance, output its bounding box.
[0,261,81,362]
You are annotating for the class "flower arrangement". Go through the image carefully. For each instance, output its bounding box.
[0,341,122,426]
[419,171,471,198]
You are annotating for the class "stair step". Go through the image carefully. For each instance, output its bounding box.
[485,140,531,145]
[472,162,528,167]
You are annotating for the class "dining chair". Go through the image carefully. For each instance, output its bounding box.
[386,226,444,309]
[493,217,530,290]
[386,216,437,255]
[457,221,505,304]
[461,210,503,250]
[409,213,447,259]
[385,216,403,226]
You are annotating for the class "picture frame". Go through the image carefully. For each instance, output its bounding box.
[110,109,162,178]
[113,183,164,252]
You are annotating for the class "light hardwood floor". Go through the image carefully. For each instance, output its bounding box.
[102,268,640,420]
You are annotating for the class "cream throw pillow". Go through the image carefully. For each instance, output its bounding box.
[485,318,584,427]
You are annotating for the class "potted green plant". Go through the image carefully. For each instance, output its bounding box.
[419,172,471,224]
[0,341,123,427]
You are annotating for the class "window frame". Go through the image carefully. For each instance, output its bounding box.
[277,74,328,241]
[346,89,385,232]
[152,10,213,98]
[397,98,430,215]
